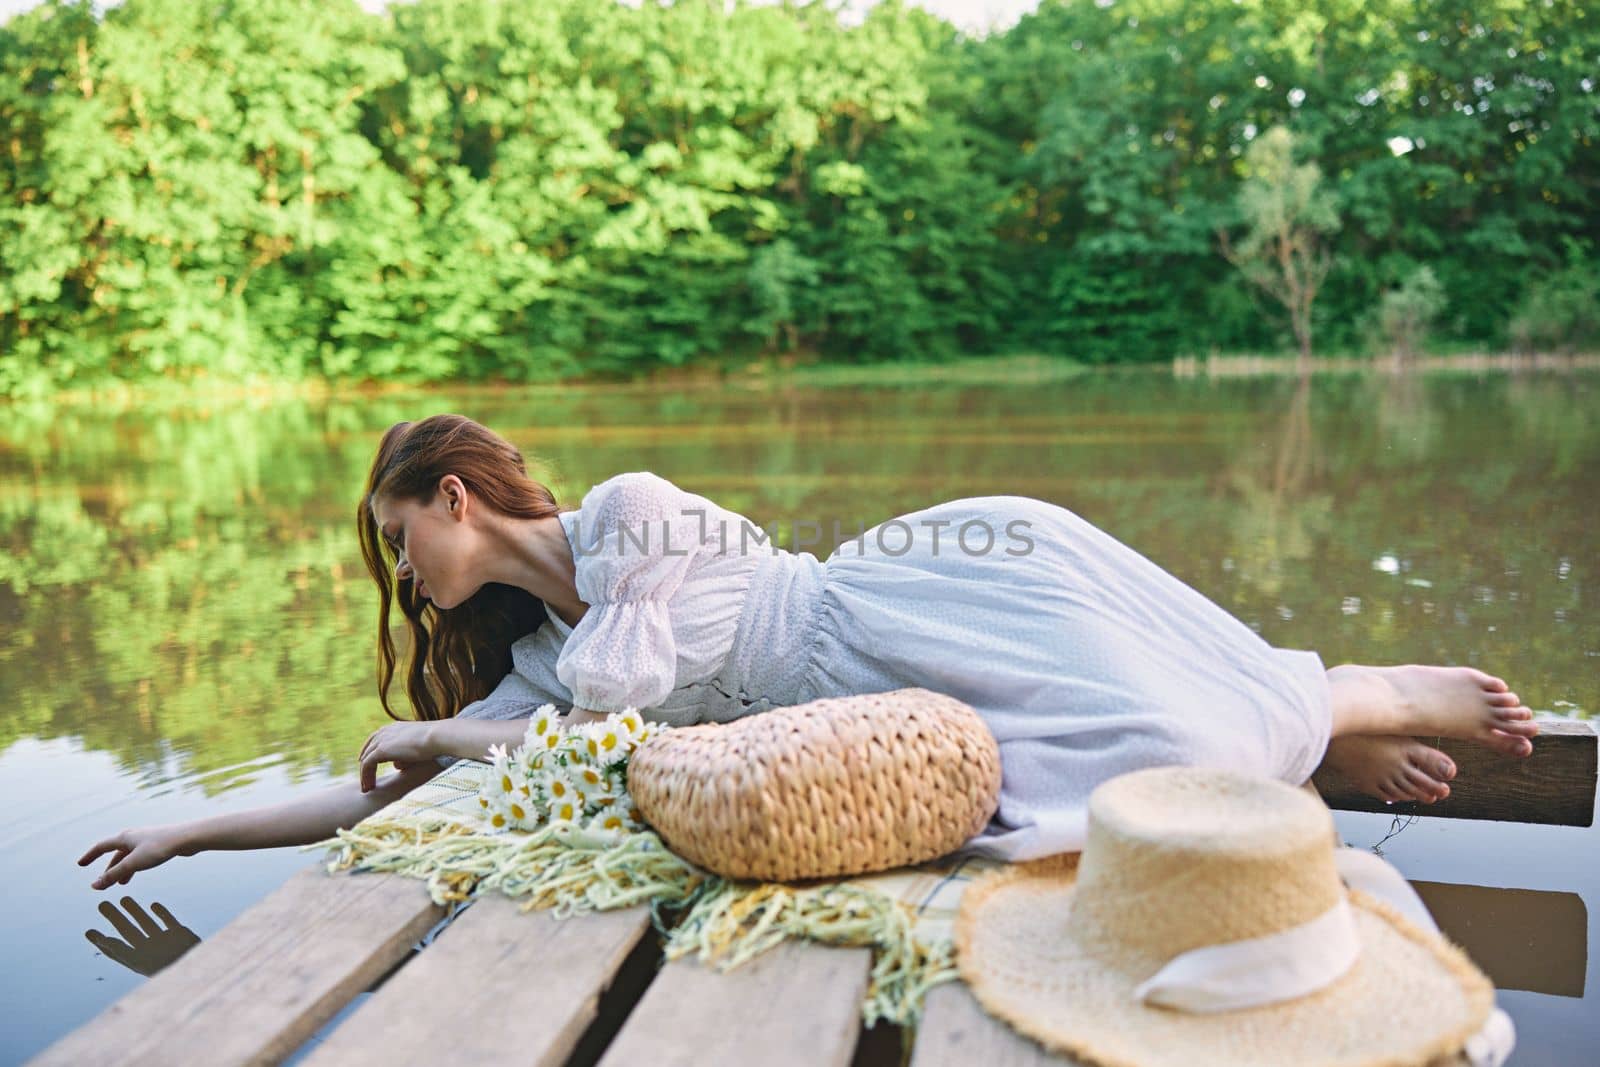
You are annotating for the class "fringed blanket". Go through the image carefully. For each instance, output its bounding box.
[307,760,1006,1027]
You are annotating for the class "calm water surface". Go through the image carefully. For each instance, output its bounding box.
[2,369,1595,1064]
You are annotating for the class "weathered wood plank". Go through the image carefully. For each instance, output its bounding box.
[297,898,652,1067]
[1314,719,1596,826]
[1414,880,1588,998]
[909,981,1084,1067]
[29,868,442,1067]
[597,941,871,1067]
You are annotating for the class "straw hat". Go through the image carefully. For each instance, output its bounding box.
[629,687,1002,881]
[956,766,1495,1067]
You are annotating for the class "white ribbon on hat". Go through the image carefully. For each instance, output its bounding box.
[1131,893,1361,1012]
[1132,846,1516,1067]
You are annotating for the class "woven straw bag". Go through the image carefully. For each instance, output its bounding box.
[628,687,1002,881]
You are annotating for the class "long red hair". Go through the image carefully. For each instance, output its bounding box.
[357,415,565,721]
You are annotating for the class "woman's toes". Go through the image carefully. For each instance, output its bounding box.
[1468,668,1510,693]
[1486,730,1535,757]
[1390,774,1424,802]
[1402,767,1444,802]
[1491,711,1539,735]
[1488,691,1521,707]
[1404,743,1455,781]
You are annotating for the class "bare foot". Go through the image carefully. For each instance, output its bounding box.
[1321,734,1457,804]
[1327,664,1539,757]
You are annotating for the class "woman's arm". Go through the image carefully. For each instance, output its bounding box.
[424,706,607,766]
[188,761,443,848]
[86,701,618,888]
[80,761,442,890]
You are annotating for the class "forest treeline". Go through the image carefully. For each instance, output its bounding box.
[1,0,1595,396]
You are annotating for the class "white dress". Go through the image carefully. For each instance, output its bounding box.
[447,471,1332,862]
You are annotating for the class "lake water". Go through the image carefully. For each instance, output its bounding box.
[2,367,1595,1064]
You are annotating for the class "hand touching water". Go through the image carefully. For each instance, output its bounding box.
[79,824,194,890]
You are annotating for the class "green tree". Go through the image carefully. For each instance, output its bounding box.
[1508,239,1600,353]
[1375,265,1447,360]
[1219,125,1341,365]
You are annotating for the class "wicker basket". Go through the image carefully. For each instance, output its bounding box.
[628,687,1002,882]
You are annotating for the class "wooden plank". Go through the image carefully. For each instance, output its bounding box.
[29,867,442,1067]
[1313,719,1597,826]
[909,981,1082,1067]
[297,898,652,1067]
[597,941,872,1067]
[1414,881,1588,998]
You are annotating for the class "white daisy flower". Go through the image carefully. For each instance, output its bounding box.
[585,773,622,810]
[560,724,593,758]
[523,704,562,747]
[487,744,517,798]
[584,721,629,767]
[586,809,629,840]
[505,794,541,832]
[571,764,607,795]
[548,796,581,824]
[514,742,545,779]
[616,708,646,741]
[543,768,579,807]
[483,797,513,832]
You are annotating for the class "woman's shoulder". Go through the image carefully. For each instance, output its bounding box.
[579,471,697,523]
[567,472,723,601]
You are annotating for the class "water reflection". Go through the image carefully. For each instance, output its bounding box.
[85,898,199,977]
[1,368,1596,1062]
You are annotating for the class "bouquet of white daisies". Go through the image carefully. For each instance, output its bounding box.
[476,704,666,838]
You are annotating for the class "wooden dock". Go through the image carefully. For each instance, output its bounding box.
[34,720,1596,1067]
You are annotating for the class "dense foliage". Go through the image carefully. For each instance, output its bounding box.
[1,0,1595,394]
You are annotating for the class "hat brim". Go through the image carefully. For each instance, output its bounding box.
[956,853,1494,1067]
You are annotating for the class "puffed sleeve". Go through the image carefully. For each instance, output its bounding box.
[434,622,573,769]
[555,472,704,712]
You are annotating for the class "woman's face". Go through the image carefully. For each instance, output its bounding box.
[371,478,480,610]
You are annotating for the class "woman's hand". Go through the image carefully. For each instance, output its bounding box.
[564,706,609,725]
[78,825,194,891]
[358,721,440,792]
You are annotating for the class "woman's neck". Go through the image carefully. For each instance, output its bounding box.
[480,512,588,628]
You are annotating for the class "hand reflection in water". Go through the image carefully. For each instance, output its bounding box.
[85,897,200,977]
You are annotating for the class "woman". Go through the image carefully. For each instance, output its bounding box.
[81,415,1538,889]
